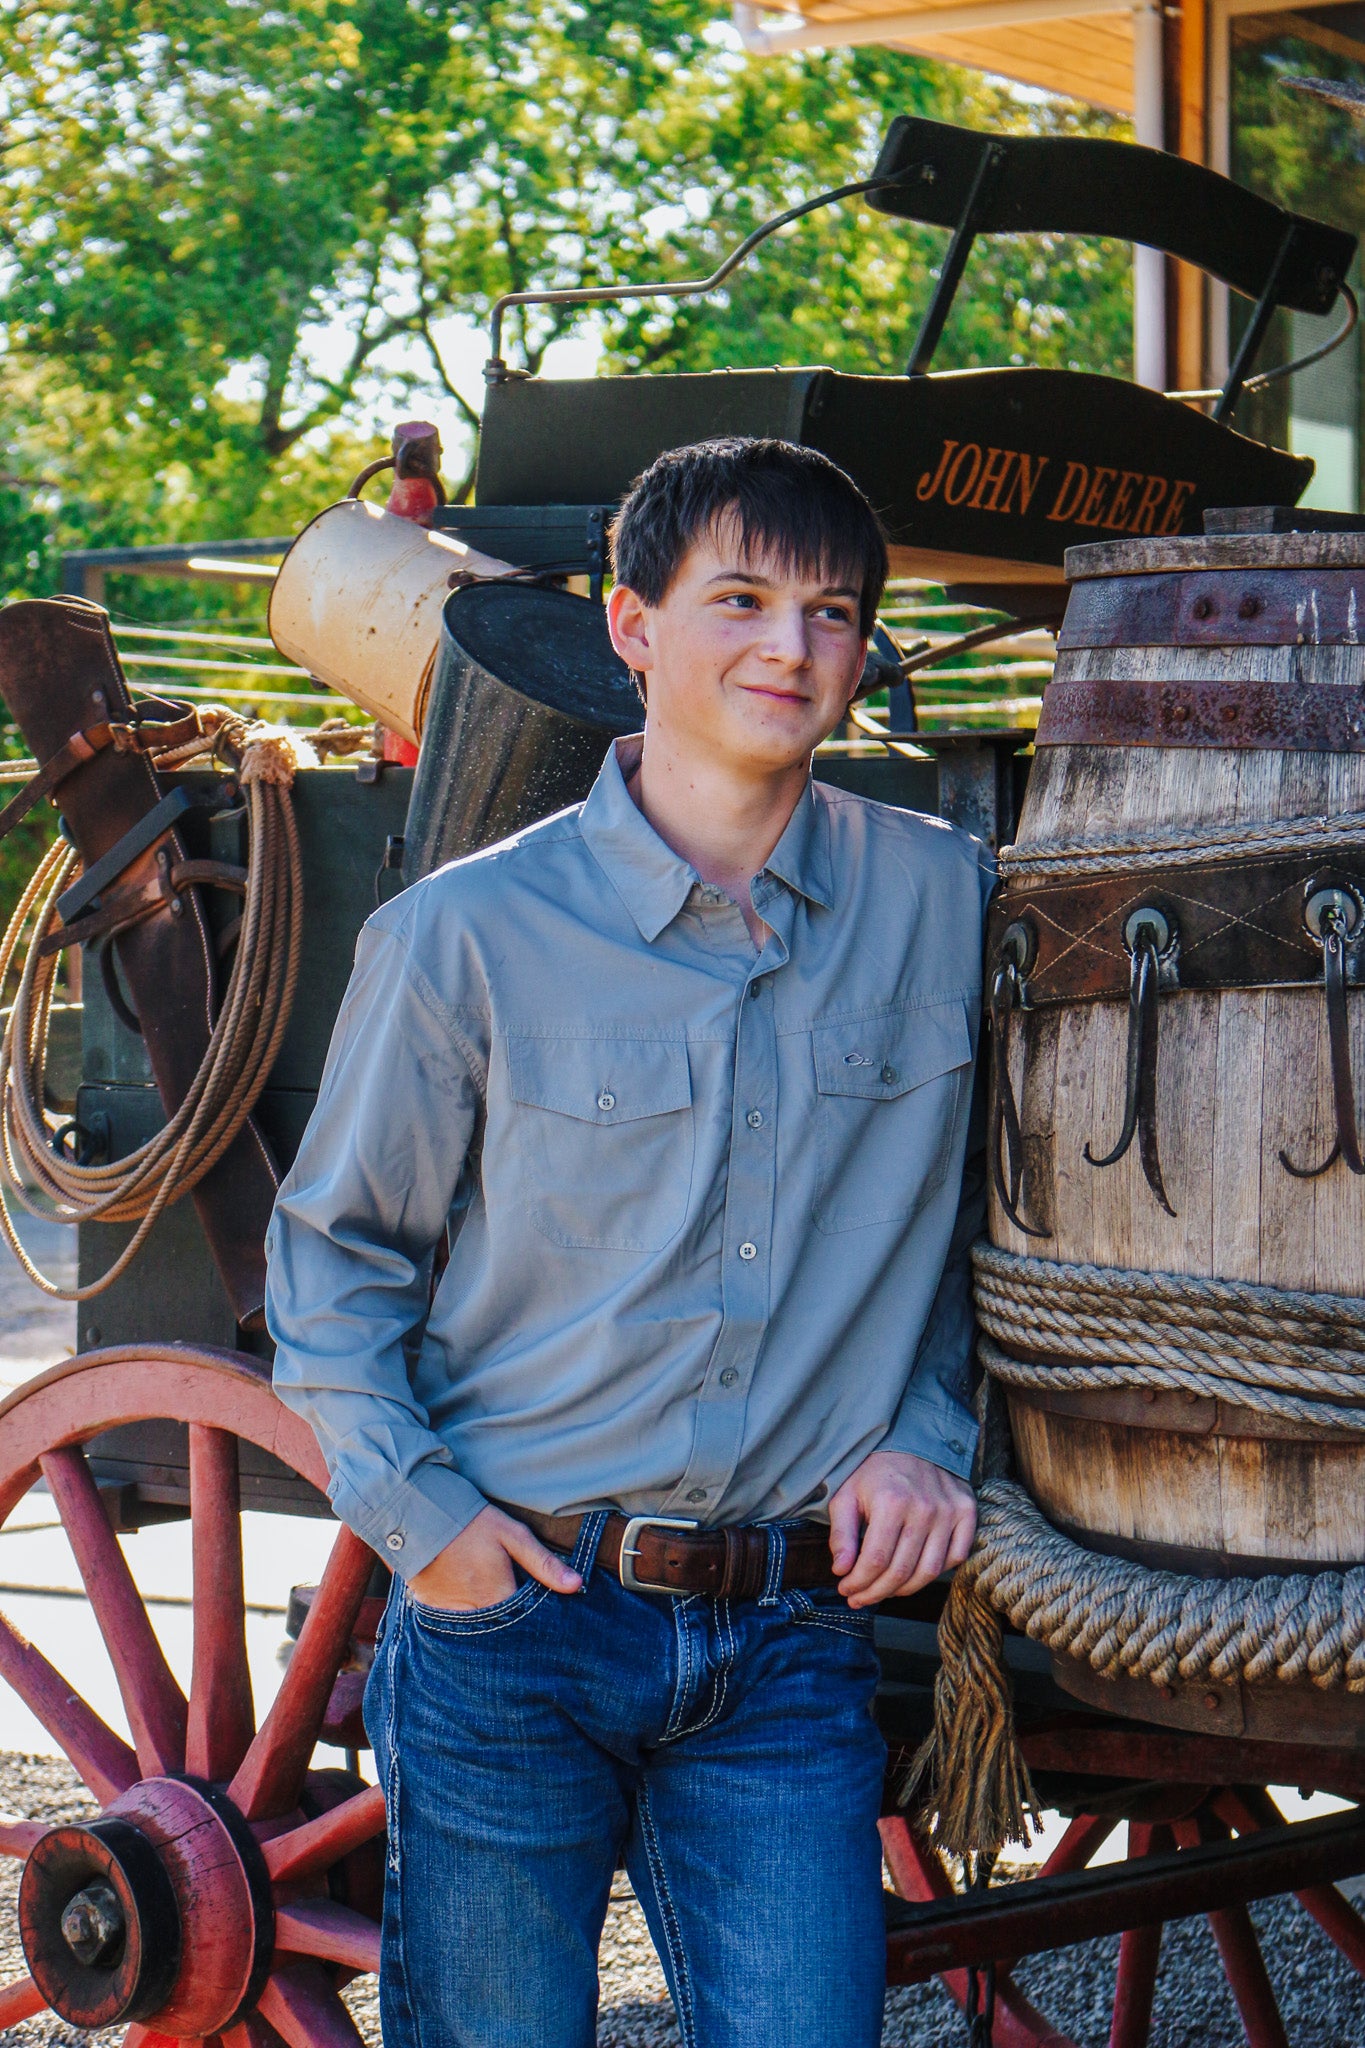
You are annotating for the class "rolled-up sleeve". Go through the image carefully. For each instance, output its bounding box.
[879,1071,987,1480]
[266,919,487,1578]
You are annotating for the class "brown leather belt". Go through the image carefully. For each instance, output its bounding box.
[515,1507,838,1601]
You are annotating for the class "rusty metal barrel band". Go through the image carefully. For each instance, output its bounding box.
[1058,568,1365,649]
[1036,676,1365,750]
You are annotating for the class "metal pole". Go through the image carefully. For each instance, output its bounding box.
[1132,0,1167,390]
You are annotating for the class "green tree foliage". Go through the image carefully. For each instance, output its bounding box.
[0,0,1132,597]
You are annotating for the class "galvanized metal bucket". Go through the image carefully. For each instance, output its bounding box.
[402,582,643,883]
[268,499,512,743]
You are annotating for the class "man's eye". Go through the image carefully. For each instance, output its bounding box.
[721,592,759,609]
[817,604,854,624]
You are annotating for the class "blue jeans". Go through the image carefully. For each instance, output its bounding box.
[365,1512,888,2048]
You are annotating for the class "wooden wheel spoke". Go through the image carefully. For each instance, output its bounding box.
[877,1815,1083,2047]
[1215,1786,1365,1979]
[0,1815,46,1859]
[273,1899,381,1974]
[0,1976,46,2028]
[186,1425,255,1782]
[220,2016,288,2048]
[1206,1903,1290,2048]
[256,1959,366,2048]
[263,1784,385,1885]
[228,1526,372,1822]
[0,1604,137,1802]
[1110,1923,1163,2048]
[126,2027,197,2048]
[1038,1812,1118,1878]
[40,1445,187,1777]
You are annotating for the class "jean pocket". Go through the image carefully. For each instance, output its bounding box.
[406,1574,551,1637]
[782,1586,876,1640]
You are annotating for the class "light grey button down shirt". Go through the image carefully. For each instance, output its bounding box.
[267,739,992,1580]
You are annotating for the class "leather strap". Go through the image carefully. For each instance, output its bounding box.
[36,851,248,958]
[986,850,1365,1007]
[0,711,208,842]
[515,1508,838,1600]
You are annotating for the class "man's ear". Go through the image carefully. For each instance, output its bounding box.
[607,584,653,680]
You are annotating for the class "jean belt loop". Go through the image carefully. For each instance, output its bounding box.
[572,1509,611,1583]
[760,1523,787,1607]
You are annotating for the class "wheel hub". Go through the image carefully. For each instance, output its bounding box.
[19,1777,272,2035]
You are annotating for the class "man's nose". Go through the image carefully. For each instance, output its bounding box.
[760,608,814,668]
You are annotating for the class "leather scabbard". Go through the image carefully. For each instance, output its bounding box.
[0,598,278,1326]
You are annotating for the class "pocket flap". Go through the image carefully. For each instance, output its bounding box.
[506,1034,692,1125]
[812,999,970,1100]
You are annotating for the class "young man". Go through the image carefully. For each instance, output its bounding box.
[267,437,990,2048]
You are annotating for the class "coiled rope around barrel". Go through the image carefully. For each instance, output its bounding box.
[975,1244,1365,1430]
[908,1244,1365,1862]
[908,1478,1365,1863]
[997,806,1365,880]
[0,716,303,1299]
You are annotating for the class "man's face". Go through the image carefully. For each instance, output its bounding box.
[606,520,867,773]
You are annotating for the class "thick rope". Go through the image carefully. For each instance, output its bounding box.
[0,716,303,1299]
[997,808,1365,880]
[910,1478,1365,1861]
[974,1244,1365,1431]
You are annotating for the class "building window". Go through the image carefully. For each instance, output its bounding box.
[1214,0,1365,509]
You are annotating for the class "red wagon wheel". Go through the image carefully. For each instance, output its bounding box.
[881,1785,1365,2048]
[0,1344,384,2048]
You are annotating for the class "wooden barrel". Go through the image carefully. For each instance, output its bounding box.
[989,525,1365,1738]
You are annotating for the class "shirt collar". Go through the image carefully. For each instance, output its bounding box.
[580,737,834,943]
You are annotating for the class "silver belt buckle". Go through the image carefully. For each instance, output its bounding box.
[618,1515,700,1593]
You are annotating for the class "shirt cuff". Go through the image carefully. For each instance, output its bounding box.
[328,1461,489,1581]
[880,1391,978,1481]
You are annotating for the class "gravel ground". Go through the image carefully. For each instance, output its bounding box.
[0,1756,1360,2048]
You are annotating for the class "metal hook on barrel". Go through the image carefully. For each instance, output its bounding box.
[988,920,1047,1237]
[1281,882,1365,1180]
[1084,906,1177,1217]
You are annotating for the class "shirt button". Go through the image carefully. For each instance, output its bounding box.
[720,1369,739,1388]
[386,1532,405,1552]
[749,981,762,999]
[948,1438,966,1456]
[597,1090,616,1111]
[746,1109,764,1129]
[738,1242,757,1261]
[881,1063,898,1085]
[686,1488,707,1503]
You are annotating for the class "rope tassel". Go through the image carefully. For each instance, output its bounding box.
[902,1542,1039,1864]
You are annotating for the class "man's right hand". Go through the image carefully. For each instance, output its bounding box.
[407,1504,583,1612]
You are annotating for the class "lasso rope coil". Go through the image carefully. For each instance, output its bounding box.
[0,714,303,1299]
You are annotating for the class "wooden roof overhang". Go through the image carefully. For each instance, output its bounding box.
[731,0,1143,115]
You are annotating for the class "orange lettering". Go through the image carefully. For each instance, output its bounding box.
[1104,471,1144,531]
[1076,467,1118,528]
[1129,474,1169,534]
[943,443,984,507]
[1158,479,1197,536]
[968,446,1015,513]
[916,440,958,503]
[1001,451,1050,516]
[1047,461,1091,523]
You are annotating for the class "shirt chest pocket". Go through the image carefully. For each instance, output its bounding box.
[505,1034,695,1252]
[810,999,972,1234]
